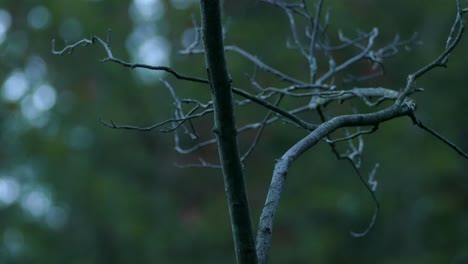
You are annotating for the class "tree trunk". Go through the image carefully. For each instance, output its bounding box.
[199,1,258,263]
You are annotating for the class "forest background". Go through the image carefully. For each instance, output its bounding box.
[0,0,467,263]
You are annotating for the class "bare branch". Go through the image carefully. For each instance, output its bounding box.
[174,157,222,169]
[317,108,380,238]
[347,159,380,238]
[100,108,213,132]
[324,32,371,51]
[260,0,308,18]
[181,45,306,85]
[172,103,314,157]
[100,79,214,134]
[241,95,284,161]
[232,87,317,131]
[414,1,465,79]
[398,0,465,104]
[52,32,318,132]
[317,27,379,84]
[307,0,324,82]
[324,125,378,144]
[51,38,92,55]
[52,32,209,84]
[410,114,468,160]
[179,15,202,54]
[350,207,379,238]
[367,163,380,192]
[256,102,415,263]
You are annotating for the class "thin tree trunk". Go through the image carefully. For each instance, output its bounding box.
[199,1,258,263]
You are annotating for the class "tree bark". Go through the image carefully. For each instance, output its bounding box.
[199,1,258,263]
[256,102,416,263]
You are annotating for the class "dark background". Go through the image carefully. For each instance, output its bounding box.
[0,0,467,263]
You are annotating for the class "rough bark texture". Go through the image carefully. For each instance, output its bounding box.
[199,1,258,263]
[256,102,416,263]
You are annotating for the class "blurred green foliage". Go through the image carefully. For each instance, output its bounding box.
[0,0,467,263]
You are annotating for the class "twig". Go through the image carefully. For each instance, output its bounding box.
[317,28,379,84]
[181,45,306,85]
[308,0,324,82]
[100,108,214,132]
[232,87,317,131]
[241,95,284,161]
[324,125,378,144]
[410,114,468,159]
[349,207,379,238]
[317,108,380,237]
[175,157,222,169]
[179,15,202,54]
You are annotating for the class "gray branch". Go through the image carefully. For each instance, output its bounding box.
[256,102,415,264]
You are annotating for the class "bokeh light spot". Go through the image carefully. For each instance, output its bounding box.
[21,96,40,120]
[133,36,170,83]
[33,84,56,111]
[0,177,20,207]
[130,0,165,22]
[2,71,29,102]
[27,6,51,30]
[21,189,51,218]
[137,36,169,66]
[0,9,11,44]
[59,18,82,40]
[25,56,47,81]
